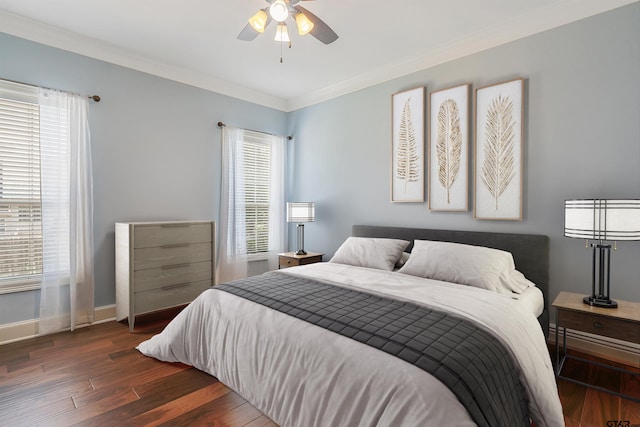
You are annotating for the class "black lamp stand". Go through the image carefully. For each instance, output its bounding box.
[295,223,307,255]
[583,243,618,308]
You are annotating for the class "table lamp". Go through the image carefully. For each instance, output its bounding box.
[564,199,640,308]
[287,202,315,255]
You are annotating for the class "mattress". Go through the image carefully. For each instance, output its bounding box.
[137,262,563,427]
[513,284,544,317]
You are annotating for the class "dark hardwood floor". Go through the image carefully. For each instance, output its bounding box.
[1,310,638,427]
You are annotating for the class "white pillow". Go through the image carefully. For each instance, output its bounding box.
[398,240,530,294]
[329,237,410,271]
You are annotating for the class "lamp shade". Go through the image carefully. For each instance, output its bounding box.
[287,202,315,223]
[274,22,290,42]
[564,199,640,241]
[248,9,268,33]
[295,12,314,35]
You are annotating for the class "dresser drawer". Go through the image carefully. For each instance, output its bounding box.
[134,222,212,248]
[134,280,211,315]
[133,261,212,292]
[558,309,639,343]
[134,242,212,271]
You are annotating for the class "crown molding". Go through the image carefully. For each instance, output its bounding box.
[0,9,288,111]
[2,0,637,113]
[286,0,639,111]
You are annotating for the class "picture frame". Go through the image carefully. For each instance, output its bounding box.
[474,78,524,220]
[428,83,470,211]
[391,86,425,202]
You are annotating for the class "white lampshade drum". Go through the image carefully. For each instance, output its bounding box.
[564,199,640,308]
[287,202,315,255]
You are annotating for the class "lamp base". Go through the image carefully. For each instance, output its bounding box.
[295,249,307,255]
[583,295,618,308]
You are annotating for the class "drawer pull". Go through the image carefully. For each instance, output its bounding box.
[161,223,190,228]
[161,283,190,291]
[161,263,191,270]
[593,322,603,329]
[161,243,190,249]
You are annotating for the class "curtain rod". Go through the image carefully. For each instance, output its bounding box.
[1,77,101,102]
[218,121,292,140]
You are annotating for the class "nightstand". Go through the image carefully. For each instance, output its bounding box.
[553,291,640,402]
[278,252,324,269]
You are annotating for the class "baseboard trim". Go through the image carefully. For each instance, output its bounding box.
[0,305,116,345]
[549,323,640,368]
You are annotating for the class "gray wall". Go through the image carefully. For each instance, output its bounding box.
[0,33,288,325]
[288,4,640,310]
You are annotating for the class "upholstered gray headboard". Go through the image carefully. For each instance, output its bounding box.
[352,225,550,337]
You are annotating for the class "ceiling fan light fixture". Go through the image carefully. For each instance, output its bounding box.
[274,22,290,42]
[248,9,268,32]
[295,12,314,35]
[269,0,289,22]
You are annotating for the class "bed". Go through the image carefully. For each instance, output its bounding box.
[137,225,564,427]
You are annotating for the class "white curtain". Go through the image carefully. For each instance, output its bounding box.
[38,88,94,334]
[217,126,286,283]
[266,135,286,270]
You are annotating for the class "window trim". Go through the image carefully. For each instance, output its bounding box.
[0,275,41,294]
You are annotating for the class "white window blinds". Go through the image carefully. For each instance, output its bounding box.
[218,126,286,283]
[242,133,272,254]
[0,81,43,286]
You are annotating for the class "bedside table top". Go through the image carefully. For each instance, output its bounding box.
[552,291,640,323]
[278,251,324,259]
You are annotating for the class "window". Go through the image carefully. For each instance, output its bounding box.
[218,126,286,283]
[242,135,272,255]
[0,80,78,295]
[0,82,43,291]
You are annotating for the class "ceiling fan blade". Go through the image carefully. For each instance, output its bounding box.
[237,12,273,41]
[238,23,260,41]
[294,5,338,44]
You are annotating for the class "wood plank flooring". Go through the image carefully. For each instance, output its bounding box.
[0,310,276,427]
[1,310,639,426]
[557,351,640,427]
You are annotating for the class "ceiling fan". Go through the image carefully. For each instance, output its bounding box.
[238,0,338,45]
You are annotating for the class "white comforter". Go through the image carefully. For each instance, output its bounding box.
[137,263,564,427]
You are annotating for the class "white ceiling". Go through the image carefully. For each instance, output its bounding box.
[0,0,635,111]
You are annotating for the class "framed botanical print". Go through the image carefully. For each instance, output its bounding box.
[428,83,470,211]
[474,78,524,220]
[391,86,425,202]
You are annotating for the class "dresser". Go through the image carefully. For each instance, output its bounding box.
[115,220,215,331]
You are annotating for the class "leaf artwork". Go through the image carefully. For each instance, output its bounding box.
[481,94,516,210]
[436,99,462,204]
[396,98,420,194]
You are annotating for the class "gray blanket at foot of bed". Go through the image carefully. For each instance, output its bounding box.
[216,271,529,427]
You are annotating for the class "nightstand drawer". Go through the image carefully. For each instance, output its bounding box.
[278,252,323,269]
[558,309,639,343]
[279,256,300,268]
